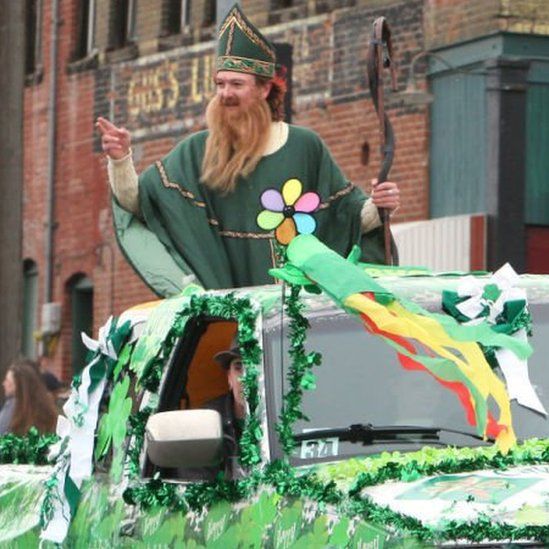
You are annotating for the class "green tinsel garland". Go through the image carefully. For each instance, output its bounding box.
[347,438,549,495]
[123,473,188,511]
[348,487,549,544]
[123,458,341,513]
[136,293,263,467]
[0,428,58,465]
[122,435,549,544]
[123,443,547,543]
[276,284,322,455]
[124,292,264,507]
[125,406,154,479]
[342,438,549,543]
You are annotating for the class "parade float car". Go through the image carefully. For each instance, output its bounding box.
[2,236,549,547]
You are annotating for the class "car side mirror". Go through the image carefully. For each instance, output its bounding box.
[145,409,224,468]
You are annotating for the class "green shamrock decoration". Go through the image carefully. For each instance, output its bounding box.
[95,375,133,463]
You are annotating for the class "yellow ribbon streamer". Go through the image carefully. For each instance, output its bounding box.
[344,293,516,453]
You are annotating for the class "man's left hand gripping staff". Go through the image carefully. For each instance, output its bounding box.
[370,179,400,214]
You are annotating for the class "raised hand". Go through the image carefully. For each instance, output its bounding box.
[96,117,131,160]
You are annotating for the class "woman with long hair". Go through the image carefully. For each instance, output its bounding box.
[0,360,58,435]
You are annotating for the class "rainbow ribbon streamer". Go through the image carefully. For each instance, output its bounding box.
[271,235,534,454]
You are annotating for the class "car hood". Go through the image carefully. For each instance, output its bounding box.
[365,465,549,528]
[312,459,549,530]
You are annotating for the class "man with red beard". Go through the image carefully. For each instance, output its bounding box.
[97,4,399,295]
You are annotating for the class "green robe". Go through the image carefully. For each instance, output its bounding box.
[113,125,386,295]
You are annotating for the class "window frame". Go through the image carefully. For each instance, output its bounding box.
[141,315,242,481]
[25,0,43,78]
[73,0,96,62]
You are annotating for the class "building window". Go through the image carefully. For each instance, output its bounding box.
[203,0,216,27]
[110,0,137,50]
[74,0,96,60]
[22,260,39,359]
[25,0,43,75]
[68,276,93,374]
[161,0,217,40]
[163,0,190,35]
[271,0,293,9]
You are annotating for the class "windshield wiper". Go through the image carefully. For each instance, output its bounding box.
[293,424,489,445]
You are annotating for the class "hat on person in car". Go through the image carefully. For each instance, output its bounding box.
[214,346,241,370]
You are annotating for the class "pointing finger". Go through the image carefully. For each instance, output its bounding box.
[96,119,112,135]
[96,117,117,132]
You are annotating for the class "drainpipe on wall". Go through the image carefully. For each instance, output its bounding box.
[45,0,59,303]
[39,0,62,358]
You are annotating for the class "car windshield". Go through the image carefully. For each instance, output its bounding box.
[264,302,549,464]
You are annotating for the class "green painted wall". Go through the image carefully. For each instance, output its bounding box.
[71,277,94,373]
[429,34,549,224]
[429,71,487,217]
[525,62,549,226]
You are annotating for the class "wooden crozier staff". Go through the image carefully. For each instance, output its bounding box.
[366,16,399,265]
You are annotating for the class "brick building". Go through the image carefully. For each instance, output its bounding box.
[4,0,548,382]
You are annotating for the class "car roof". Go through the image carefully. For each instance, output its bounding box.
[120,272,549,335]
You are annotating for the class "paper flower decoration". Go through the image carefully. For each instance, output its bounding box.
[257,178,320,245]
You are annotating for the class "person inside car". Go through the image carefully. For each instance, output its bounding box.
[205,345,247,478]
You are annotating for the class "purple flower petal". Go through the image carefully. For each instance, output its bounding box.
[260,189,284,212]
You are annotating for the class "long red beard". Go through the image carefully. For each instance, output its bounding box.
[201,95,272,193]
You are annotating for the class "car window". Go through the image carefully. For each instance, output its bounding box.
[143,318,238,481]
[265,305,549,464]
[512,302,549,438]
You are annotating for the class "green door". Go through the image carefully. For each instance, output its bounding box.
[525,62,549,226]
[71,277,93,373]
[429,71,487,218]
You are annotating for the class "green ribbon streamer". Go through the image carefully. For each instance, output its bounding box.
[86,319,133,394]
[402,298,530,357]
[273,235,393,306]
[38,316,134,540]
[64,475,80,517]
[279,236,531,362]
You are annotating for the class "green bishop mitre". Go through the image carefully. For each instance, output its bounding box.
[217,3,276,78]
